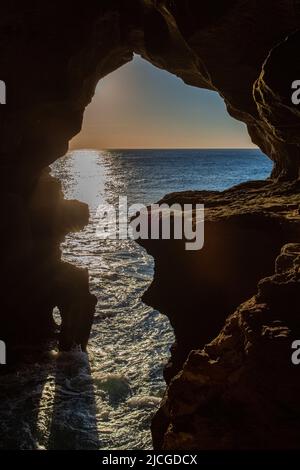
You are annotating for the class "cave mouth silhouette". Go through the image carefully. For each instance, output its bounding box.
[2,0,289,376]
[54,53,271,361]
[1,1,300,452]
[41,57,263,450]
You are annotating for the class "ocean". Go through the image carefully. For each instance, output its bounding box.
[0,149,272,449]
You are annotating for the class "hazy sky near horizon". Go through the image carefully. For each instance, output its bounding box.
[70,55,255,150]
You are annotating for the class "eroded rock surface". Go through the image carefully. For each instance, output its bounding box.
[139,181,300,449]
[139,181,300,381]
[151,239,300,449]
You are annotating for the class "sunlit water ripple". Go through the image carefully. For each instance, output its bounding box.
[0,149,272,449]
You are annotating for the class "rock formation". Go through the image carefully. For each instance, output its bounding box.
[141,181,300,449]
[152,241,300,449]
[139,180,300,381]
[0,0,300,448]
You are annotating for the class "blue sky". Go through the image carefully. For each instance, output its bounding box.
[71,54,255,149]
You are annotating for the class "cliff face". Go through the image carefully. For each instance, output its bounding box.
[139,181,300,381]
[140,181,300,448]
[151,240,300,449]
[0,0,300,448]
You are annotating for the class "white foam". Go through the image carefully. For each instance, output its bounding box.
[127,395,161,408]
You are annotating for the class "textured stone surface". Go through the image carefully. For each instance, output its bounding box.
[255,30,300,179]
[151,239,300,449]
[139,181,300,449]
[139,181,300,381]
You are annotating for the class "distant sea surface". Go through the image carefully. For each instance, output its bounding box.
[0,149,272,450]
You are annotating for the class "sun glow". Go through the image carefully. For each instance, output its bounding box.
[70,55,255,150]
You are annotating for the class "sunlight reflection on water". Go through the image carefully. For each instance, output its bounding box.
[50,150,174,449]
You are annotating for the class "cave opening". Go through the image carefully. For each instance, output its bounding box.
[47,54,276,448]
[0,48,282,450]
[1,1,300,453]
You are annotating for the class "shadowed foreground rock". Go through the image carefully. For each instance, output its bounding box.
[1,169,96,359]
[139,181,300,380]
[138,182,300,449]
[151,241,300,449]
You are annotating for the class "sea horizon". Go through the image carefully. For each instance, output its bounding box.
[70,146,258,151]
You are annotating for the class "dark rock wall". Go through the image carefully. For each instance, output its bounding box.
[151,239,300,449]
[138,180,300,449]
[0,0,300,448]
[0,1,132,355]
[136,0,300,180]
[138,181,300,383]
